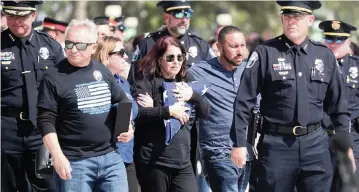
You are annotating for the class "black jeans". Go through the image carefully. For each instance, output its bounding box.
[125,162,138,192]
[136,163,197,192]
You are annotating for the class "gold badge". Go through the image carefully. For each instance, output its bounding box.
[332,21,341,30]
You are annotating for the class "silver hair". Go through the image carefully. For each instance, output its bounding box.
[65,19,98,43]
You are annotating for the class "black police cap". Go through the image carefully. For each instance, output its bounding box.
[43,17,68,32]
[2,1,42,16]
[319,20,357,37]
[277,0,321,15]
[156,1,192,13]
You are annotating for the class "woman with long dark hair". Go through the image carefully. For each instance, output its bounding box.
[133,35,210,192]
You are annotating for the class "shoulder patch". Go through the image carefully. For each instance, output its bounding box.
[246,51,259,68]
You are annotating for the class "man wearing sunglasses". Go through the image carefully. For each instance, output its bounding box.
[1,1,65,191]
[319,20,359,187]
[130,0,215,85]
[37,19,132,192]
[230,1,355,192]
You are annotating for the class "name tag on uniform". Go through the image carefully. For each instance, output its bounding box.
[0,52,15,61]
[272,58,292,74]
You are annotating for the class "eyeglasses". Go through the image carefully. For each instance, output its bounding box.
[108,49,126,58]
[168,10,192,19]
[164,54,185,62]
[64,40,93,51]
[324,38,346,44]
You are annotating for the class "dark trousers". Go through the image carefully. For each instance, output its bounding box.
[257,127,332,192]
[125,162,138,192]
[1,116,54,192]
[136,163,197,192]
[248,158,258,192]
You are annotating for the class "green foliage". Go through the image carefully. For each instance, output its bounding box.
[40,1,359,42]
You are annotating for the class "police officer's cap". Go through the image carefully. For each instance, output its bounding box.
[277,0,321,15]
[319,20,357,38]
[156,1,193,13]
[2,1,43,17]
[43,17,68,33]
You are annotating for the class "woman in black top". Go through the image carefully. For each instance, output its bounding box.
[133,35,210,192]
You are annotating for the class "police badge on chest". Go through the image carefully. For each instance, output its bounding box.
[346,66,358,88]
[272,58,293,79]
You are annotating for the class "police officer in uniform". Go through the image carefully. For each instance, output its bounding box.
[319,20,359,185]
[129,0,215,84]
[230,1,355,192]
[1,1,65,191]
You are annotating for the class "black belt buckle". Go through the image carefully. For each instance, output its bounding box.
[292,126,306,136]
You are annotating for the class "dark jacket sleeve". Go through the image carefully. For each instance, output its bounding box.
[37,107,57,137]
[230,47,266,147]
[323,53,351,143]
[133,78,171,121]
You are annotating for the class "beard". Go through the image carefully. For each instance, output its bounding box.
[223,51,242,67]
[169,24,189,36]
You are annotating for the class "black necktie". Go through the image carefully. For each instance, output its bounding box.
[293,46,309,126]
[20,39,37,127]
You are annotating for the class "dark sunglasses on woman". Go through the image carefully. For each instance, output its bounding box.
[164,54,185,62]
[108,48,126,58]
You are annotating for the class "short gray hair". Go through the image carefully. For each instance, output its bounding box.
[65,19,98,43]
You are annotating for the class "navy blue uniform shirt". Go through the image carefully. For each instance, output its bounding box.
[323,54,359,128]
[1,29,64,111]
[231,34,350,147]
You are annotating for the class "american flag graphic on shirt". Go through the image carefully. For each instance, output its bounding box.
[74,81,111,115]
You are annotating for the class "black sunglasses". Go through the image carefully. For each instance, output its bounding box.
[64,40,93,51]
[108,49,126,58]
[164,54,185,62]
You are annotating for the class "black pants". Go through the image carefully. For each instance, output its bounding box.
[136,163,197,192]
[257,127,332,192]
[125,162,138,192]
[1,151,55,192]
[1,116,54,192]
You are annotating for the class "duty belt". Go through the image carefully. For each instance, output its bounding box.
[263,122,321,136]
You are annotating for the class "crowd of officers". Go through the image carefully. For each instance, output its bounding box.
[2,0,359,192]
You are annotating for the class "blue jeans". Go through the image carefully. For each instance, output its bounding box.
[56,151,128,192]
[203,155,250,192]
